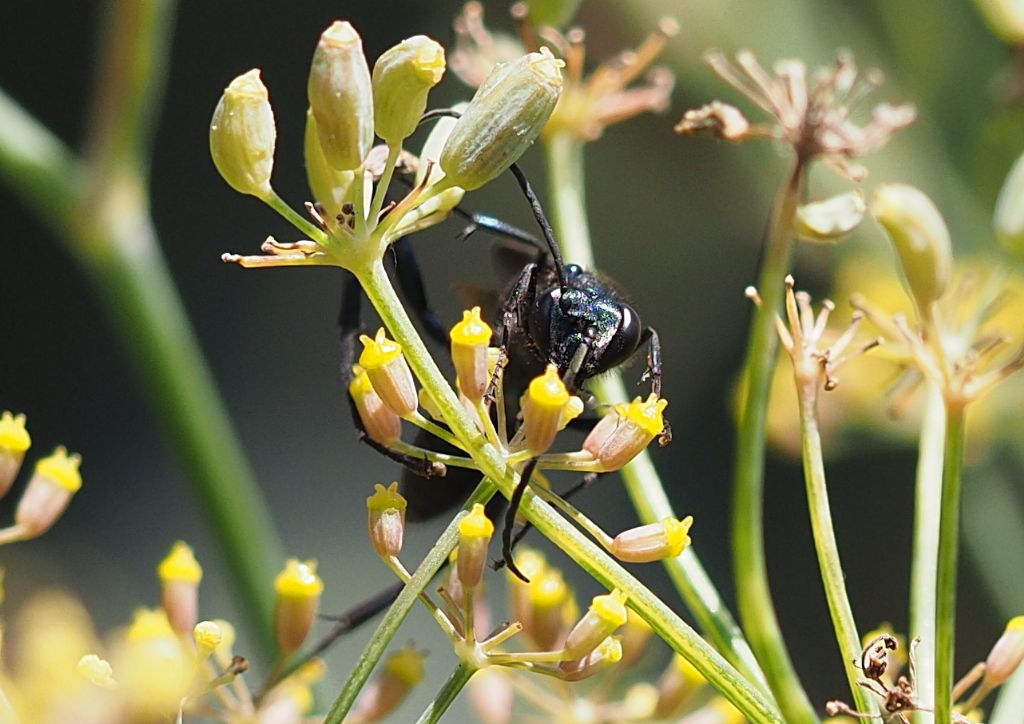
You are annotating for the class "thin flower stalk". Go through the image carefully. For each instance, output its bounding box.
[415,663,475,724]
[909,383,945,722]
[762,279,880,717]
[934,402,967,724]
[545,96,769,698]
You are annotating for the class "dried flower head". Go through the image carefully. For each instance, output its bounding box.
[677,50,916,180]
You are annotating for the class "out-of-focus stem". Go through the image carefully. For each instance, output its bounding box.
[910,384,945,724]
[545,132,770,695]
[934,400,967,724]
[797,383,876,716]
[732,159,818,723]
[0,0,282,655]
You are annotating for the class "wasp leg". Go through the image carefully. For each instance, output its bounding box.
[486,262,539,400]
[339,272,445,478]
[389,236,448,346]
[502,458,540,582]
[639,326,664,398]
[493,472,605,561]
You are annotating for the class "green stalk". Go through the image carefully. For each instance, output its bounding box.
[934,400,967,724]
[732,159,817,722]
[416,663,476,724]
[325,481,494,724]
[910,384,945,724]
[333,261,782,723]
[544,133,769,694]
[0,0,281,654]
[796,382,876,716]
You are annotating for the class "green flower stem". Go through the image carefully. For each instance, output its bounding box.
[731,160,817,723]
[326,481,495,724]
[368,143,402,225]
[351,260,783,723]
[934,400,967,724]
[0,1,282,655]
[545,132,770,694]
[264,190,329,243]
[910,383,945,723]
[796,383,876,716]
[416,663,476,724]
[545,133,594,269]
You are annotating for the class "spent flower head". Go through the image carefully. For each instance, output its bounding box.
[676,49,916,180]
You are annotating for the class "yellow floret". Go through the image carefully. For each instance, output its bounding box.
[275,559,324,598]
[367,482,407,513]
[591,589,628,627]
[528,365,570,408]
[35,447,82,492]
[385,645,426,685]
[359,328,403,369]
[617,394,668,437]
[0,412,30,452]
[663,516,694,557]
[157,541,203,584]
[459,503,494,539]
[450,307,492,346]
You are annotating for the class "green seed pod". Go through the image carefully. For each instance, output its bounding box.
[210,69,276,199]
[872,184,953,309]
[304,109,354,217]
[308,21,374,171]
[995,151,1024,257]
[372,35,446,145]
[440,49,563,191]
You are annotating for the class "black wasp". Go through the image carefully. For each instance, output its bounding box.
[336,109,666,614]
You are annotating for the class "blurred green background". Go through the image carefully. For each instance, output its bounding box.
[1,0,1022,717]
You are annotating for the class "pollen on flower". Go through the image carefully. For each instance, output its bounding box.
[359,328,404,369]
[0,411,30,453]
[450,306,492,346]
[459,502,495,539]
[274,559,324,598]
[367,481,407,513]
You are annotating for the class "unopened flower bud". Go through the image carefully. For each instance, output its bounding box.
[795,191,867,243]
[0,411,30,498]
[349,365,403,444]
[273,559,323,655]
[367,482,407,558]
[450,307,493,402]
[564,589,628,659]
[996,151,1024,257]
[373,36,446,145]
[655,653,706,718]
[440,49,563,190]
[613,516,693,563]
[210,69,276,198]
[559,636,622,681]
[157,541,203,635]
[78,654,117,689]
[359,329,418,417]
[872,184,953,308]
[468,668,514,724]
[522,365,579,454]
[305,109,355,217]
[193,620,223,658]
[308,21,374,171]
[15,446,81,539]
[525,0,583,28]
[457,503,494,590]
[351,646,425,721]
[984,615,1024,686]
[524,567,576,650]
[583,394,668,471]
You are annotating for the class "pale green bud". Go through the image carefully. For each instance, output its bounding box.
[526,0,583,28]
[440,49,563,191]
[210,69,276,198]
[304,109,354,217]
[995,150,1024,257]
[872,184,953,308]
[372,36,446,145]
[794,191,866,243]
[971,0,1024,43]
[308,21,374,171]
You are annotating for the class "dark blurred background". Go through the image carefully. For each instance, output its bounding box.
[1,0,1022,718]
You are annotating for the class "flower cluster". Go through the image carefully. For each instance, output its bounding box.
[214,20,563,276]
[0,411,82,545]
